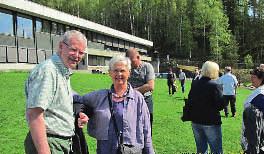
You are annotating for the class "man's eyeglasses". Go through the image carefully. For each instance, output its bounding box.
[63,41,85,56]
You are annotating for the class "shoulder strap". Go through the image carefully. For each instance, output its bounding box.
[107,92,123,145]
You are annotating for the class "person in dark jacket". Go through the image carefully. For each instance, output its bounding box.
[188,61,225,154]
[167,68,176,95]
[241,64,264,153]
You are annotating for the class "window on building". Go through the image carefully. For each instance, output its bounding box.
[35,18,51,50]
[36,19,42,33]
[86,31,92,41]
[65,26,70,31]
[0,9,15,46]
[51,22,57,34]
[17,14,33,39]
[17,14,34,48]
[43,20,51,33]
[88,55,96,66]
[97,56,105,66]
[57,23,65,35]
[0,9,14,36]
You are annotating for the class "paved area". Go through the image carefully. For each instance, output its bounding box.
[0,63,35,72]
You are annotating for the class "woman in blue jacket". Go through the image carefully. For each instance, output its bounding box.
[74,55,154,154]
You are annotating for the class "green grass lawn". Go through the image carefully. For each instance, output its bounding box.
[0,72,252,154]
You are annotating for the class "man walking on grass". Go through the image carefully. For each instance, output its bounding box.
[179,69,186,93]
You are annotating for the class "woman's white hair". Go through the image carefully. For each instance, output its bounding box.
[201,61,219,79]
[108,55,131,71]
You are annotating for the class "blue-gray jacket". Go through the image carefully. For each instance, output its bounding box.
[74,84,154,154]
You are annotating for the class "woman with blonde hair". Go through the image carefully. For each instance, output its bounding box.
[187,61,225,153]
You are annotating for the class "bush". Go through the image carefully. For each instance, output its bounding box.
[231,69,251,86]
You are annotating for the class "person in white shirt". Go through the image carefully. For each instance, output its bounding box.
[178,69,186,93]
[218,66,238,117]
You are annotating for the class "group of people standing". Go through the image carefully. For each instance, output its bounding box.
[24,30,155,154]
[179,60,264,153]
[22,29,264,154]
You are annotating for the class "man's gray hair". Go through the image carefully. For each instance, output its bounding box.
[109,55,131,71]
[62,30,87,48]
[201,61,219,80]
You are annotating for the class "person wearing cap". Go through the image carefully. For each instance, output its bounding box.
[126,48,155,130]
[24,30,89,154]
[241,64,264,153]
[218,66,238,117]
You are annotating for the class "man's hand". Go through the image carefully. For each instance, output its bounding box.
[78,112,89,128]
[135,79,155,94]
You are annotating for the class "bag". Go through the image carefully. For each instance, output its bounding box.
[117,144,142,154]
[172,84,177,93]
[181,98,192,122]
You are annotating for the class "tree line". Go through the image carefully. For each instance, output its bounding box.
[31,0,264,67]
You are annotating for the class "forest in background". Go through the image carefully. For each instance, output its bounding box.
[30,0,264,67]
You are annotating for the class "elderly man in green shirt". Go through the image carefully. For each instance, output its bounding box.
[24,30,88,154]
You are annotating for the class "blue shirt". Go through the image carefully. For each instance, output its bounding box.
[218,72,238,95]
[74,84,154,154]
[97,101,124,153]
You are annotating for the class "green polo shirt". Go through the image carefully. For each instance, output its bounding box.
[25,53,75,137]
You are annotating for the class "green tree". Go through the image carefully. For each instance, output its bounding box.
[244,54,254,68]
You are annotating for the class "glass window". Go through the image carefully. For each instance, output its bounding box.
[97,56,105,66]
[88,55,96,66]
[35,18,52,50]
[51,22,57,34]
[17,15,33,39]
[36,19,42,32]
[57,23,65,35]
[0,9,14,36]
[65,26,70,31]
[42,20,50,33]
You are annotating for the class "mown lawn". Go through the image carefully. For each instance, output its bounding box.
[0,72,252,154]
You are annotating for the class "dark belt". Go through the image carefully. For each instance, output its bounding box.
[47,133,72,140]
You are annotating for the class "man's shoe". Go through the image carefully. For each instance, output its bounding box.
[232,113,236,117]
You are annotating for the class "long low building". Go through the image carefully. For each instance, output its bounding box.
[0,0,153,72]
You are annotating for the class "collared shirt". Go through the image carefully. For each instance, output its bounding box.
[25,53,75,137]
[77,84,154,154]
[218,72,238,95]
